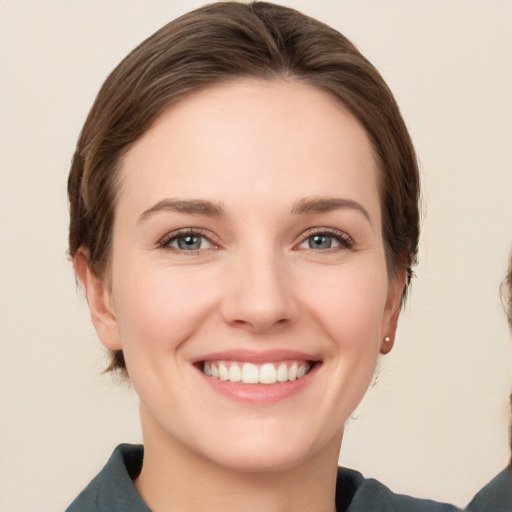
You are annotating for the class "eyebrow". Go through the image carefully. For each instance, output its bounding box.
[138,199,226,222]
[291,196,372,225]
[138,196,372,225]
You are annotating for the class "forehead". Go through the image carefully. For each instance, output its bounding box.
[118,79,380,220]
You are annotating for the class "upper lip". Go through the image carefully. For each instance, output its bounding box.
[191,349,321,364]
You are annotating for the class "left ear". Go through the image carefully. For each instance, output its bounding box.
[380,266,407,355]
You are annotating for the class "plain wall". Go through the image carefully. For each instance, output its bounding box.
[1,1,511,510]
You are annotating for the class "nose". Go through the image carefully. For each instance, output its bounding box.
[220,246,300,334]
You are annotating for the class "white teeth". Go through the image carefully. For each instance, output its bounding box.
[288,362,298,381]
[228,364,241,382]
[297,364,307,379]
[219,362,229,381]
[260,363,277,384]
[276,362,288,382]
[241,363,259,384]
[203,360,312,385]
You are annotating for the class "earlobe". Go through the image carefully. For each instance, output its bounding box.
[380,267,407,355]
[380,335,394,354]
[74,250,122,351]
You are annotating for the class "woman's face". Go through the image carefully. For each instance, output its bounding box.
[86,79,404,471]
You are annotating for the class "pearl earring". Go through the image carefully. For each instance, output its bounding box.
[384,336,391,343]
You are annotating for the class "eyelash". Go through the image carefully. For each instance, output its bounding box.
[158,228,218,253]
[158,227,354,254]
[297,228,354,251]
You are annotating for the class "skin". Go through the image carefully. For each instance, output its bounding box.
[76,79,405,512]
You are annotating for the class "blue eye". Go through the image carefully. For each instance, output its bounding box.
[175,234,206,250]
[307,234,336,249]
[297,230,352,251]
[161,231,213,251]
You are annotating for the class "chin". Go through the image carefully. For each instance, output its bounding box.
[206,442,311,474]
[195,422,336,474]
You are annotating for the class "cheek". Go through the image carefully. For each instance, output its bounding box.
[301,263,389,346]
[316,267,388,400]
[111,263,219,357]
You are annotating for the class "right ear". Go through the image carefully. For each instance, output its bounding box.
[74,250,122,351]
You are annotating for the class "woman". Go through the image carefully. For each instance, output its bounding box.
[65,2,459,511]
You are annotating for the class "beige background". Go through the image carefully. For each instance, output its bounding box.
[1,1,511,510]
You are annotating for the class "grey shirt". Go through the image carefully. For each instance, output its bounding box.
[465,466,512,512]
[65,444,461,512]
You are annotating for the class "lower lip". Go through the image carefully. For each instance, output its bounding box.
[197,364,319,404]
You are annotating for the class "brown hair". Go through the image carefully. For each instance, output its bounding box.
[68,1,420,375]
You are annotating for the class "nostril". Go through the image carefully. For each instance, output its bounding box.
[227,316,290,334]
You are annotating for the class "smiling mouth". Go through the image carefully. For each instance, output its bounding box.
[199,360,314,385]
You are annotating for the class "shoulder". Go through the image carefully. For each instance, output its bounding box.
[66,448,465,512]
[65,444,149,512]
[336,467,461,512]
[465,466,512,512]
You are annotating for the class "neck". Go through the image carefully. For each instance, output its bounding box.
[134,407,342,512]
